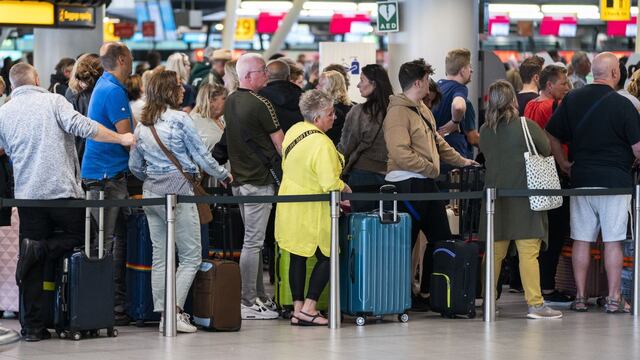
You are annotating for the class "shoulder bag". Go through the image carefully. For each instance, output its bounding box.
[149,125,214,224]
[520,117,562,211]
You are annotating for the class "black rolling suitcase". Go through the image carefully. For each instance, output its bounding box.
[55,190,117,340]
[430,240,479,318]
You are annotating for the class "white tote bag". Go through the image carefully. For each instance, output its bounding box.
[520,117,563,211]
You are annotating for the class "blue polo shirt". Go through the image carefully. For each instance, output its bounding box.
[82,72,132,180]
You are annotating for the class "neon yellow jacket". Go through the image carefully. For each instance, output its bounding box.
[275,121,345,257]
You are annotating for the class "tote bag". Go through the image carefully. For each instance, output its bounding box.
[520,117,562,211]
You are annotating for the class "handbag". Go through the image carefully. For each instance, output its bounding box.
[519,117,563,211]
[149,125,214,224]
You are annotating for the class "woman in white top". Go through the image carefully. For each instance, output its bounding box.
[190,83,227,152]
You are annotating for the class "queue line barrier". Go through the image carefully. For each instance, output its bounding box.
[3,186,638,333]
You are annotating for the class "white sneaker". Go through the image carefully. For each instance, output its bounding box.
[177,313,197,333]
[256,297,279,312]
[158,313,198,333]
[527,304,563,319]
[241,303,280,320]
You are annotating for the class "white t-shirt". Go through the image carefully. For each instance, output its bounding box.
[129,98,145,125]
[190,112,225,153]
[617,89,640,113]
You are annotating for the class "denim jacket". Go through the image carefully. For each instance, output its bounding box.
[129,109,229,182]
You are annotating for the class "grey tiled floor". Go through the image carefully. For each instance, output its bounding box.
[1,291,639,360]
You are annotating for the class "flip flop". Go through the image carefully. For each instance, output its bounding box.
[294,311,327,327]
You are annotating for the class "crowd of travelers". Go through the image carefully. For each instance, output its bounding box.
[0,43,639,341]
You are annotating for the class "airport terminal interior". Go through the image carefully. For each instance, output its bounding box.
[2,0,640,359]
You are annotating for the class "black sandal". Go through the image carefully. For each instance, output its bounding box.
[294,311,327,327]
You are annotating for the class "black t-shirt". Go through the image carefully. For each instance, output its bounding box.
[546,84,640,188]
[517,92,538,116]
[224,88,281,185]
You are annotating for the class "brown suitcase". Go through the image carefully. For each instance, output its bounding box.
[555,240,608,301]
[191,259,241,331]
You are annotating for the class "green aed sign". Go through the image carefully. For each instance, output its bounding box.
[377,1,399,33]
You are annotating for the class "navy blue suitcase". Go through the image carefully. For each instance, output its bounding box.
[126,208,160,326]
[55,190,117,340]
[430,240,479,318]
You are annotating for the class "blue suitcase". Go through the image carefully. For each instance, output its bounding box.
[126,208,161,326]
[340,185,412,326]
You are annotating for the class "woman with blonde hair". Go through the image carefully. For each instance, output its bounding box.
[275,89,351,326]
[627,68,640,102]
[479,80,562,320]
[166,52,196,112]
[66,53,103,116]
[65,53,103,164]
[129,70,232,333]
[191,83,228,151]
[317,69,352,144]
[223,60,239,93]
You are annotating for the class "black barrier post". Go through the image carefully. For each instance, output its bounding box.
[634,185,640,317]
[163,194,177,337]
[329,190,341,329]
[483,188,496,322]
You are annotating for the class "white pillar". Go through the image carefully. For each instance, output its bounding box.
[34,6,104,90]
[222,0,241,51]
[636,1,640,53]
[388,0,480,111]
[264,0,306,59]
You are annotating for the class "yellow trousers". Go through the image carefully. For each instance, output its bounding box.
[492,239,543,306]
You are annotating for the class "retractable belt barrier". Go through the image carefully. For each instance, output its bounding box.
[4,186,639,332]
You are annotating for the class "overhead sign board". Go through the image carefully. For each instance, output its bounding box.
[142,21,156,37]
[114,22,136,39]
[235,18,256,41]
[0,1,55,26]
[601,0,631,21]
[56,5,95,28]
[0,1,98,28]
[377,1,399,33]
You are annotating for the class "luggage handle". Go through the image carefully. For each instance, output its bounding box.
[84,190,105,260]
[349,249,355,283]
[378,185,398,224]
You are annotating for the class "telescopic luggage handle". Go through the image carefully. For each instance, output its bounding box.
[379,184,398,224]
[84,190,105,259]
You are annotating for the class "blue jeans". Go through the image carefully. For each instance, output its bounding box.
[143,190,202,312]
[347,169,386,213]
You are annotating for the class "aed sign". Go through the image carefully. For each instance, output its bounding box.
[377,1,399,33]
[601,0,631,21]
[56,5,95,28]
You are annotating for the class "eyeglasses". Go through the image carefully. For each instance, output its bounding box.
[247,67,268,75]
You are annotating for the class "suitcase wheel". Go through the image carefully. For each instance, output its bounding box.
[280,309,292,320]
[355,316,366,326]
[71,331,82,341]
[398,313,409,323]
[468,310,476,319]
[107,328,118,338]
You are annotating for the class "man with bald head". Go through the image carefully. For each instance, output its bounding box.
[0,63,135,341]
[224,53,284,320]
[259,59,303,133]
[82,41,134,325]
[546,52,640,313]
